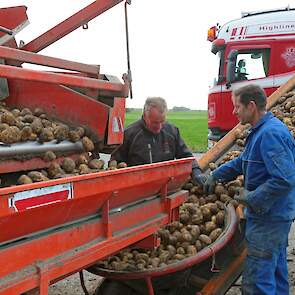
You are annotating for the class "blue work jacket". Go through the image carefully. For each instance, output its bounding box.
[212,112,295,221]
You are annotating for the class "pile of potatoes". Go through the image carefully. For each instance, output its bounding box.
[270,90,295,137]
[0,102,95,152]
[95,175,244,272]
[17,157,127,184]
[234,89,295,147]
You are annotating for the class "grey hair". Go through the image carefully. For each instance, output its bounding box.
[143,97,168,113]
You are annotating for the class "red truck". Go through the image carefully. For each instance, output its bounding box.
[207,7,295,145]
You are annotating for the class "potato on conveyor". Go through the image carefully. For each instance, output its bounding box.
[43,151,56,162]
[78,164,91,175]
[39,127,54,142]
[1,111,16,126]
[31,118,43,134]
[54,124,69,142]
[17,175,33,185]
[88,159,104,170]
[48,162,64,178]
[20,126,33,141]
[117,162,128,168]
[27,171,49,182]
[0,126,21,143]
[81,136,95,152]
[61,158,76,173]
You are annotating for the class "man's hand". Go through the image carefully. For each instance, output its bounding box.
[203,174,217,194]
[192,167,207,187]
[234,189,250,207]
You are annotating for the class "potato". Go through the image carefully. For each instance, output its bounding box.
[181,232,192,243]
[69,130,81,142]
[216,211,225,226]
[186,245,197,256]
[31,118,43,134]
[209,162,217,170]
[1,112,16,126]
[187,194,199,204]
[150,257,160,267]
[54,124,69,142]
[39,127,54,142]
[166,245,176,257]
[214,184,226,196]
[0,126,21,143]
[33,107,45,117]
[180,212,190,224]
[62,157,76,173]
[117,162,128,168]
[191,213,203,225]
[0,123,9,132]
[195,240,202,251]
[41,119,52,128]
[199,234,212,245]
[206,202,219,214]
[174,254,185,260]
[220,194,232,203]
[190,225,200,239]
[28,171,48,182]
[17,175,33,185]
[89,159,104,170]
[176,247,185,255]
[204,221,217,234]
[135,253,149,262]
[23,114,35,123]
[159,252,169,263]
[20,126,33,141]
[43,151,56,162]
[79,164,90,175]
[11,108,21,117]
[48,162,63,178]
[82,136,95,152]
[201,207,212,221]
[209,228,223,242]
[108,160,117,168]
[75,126,85,137]
[20,108,32,116]
[76,154,89,165]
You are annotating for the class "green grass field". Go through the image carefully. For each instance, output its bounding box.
[124,111,208,152]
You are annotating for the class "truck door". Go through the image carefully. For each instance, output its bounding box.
[272,40,295,87]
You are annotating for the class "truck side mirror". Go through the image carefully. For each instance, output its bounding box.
[226,50,238,88]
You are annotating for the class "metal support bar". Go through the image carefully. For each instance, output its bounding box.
[35,262,49,295]
[0,64,128,95]
[102,198,112,238]
[22,0,125,53]
[0,25,13,35]
[0,45,100,75]
[0,140,83,157]
[124,0,133,98]
[145,277,155,295]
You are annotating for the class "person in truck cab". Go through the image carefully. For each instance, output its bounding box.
[111,96,206,187]
[235,59,248,81]
[204,84,295,295]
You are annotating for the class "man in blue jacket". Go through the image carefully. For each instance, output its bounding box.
[204,84,295,295]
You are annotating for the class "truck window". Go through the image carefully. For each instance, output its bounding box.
[235,49,270,81]
[213,50,225,85]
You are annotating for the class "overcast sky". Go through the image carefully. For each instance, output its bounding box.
[1,0,293,109]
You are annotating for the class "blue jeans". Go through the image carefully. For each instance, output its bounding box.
[242,219,292,295]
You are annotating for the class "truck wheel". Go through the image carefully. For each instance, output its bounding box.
[94,279,138,295]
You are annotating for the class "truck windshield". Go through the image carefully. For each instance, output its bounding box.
[234,49,270,81]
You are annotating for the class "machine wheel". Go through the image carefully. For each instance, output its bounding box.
[94,278,138,295]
